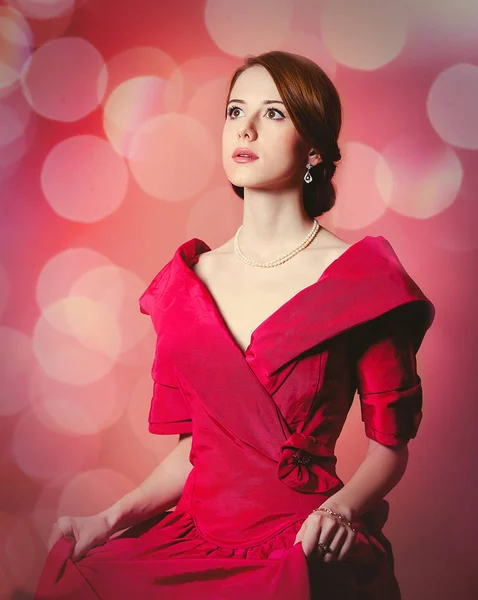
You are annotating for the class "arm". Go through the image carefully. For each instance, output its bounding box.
[323,439,409,521]
[103,433,193,532]
[327,308,424,522]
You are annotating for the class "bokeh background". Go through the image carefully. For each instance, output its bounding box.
[1,0,477,598]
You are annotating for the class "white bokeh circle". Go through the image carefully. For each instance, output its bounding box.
[0,6,33,98]
[29,364,129,436]
[328,141,392,230]
[21,37,107,122]
[204,0,294,56]
[128,113,216,201]
[33,296,121,385]
[12,408,101,480]
[0,327,35,416]
[402,0,478,43]
[320,0,408,70]
[6,0,75,20]
[381,137,463,218]
[36,248,113,314]
[41,135,129,223]
[100,46,179,111]
[103,76,169,157]
[58,469,136,517]
[70,265,151,352]
[0,84,34,148]
[427,63,478,150]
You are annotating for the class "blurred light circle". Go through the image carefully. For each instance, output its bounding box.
[103,76,168,157]
[33,296,121,385]
[402,0,478,42]
[0,84,33,148]
[427,63,478,150]
[185,76,229,145]
[58,469,136,517]
[0,6,33,98]
[29,365,129,435]
[21,37,107,122]
[35,248,153,367]
[277,29,337,80]
[164,55,239,116]
[70,265,151,352]
[12,408,100,480]
[0,327,35,416]
[204,0,294,56]
[33,474,72,544]
[381,137,462,218]
[100,46,179,111]
[41,135,129,223]
[129,113,216,201]
[328,141,391,230]
[6,0,75,20]
[0,86,36,172]
[36,248,113,314]
[320,0,407,70]
[19,5,75,47]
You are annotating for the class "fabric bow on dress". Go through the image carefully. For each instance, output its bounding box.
[277,432,341,493]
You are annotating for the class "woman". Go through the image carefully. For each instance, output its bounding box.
[34,51,435,599]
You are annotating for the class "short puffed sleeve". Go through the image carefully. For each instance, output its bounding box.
[139,264,193,435]
[352,304,432,447]
[146,339,192,435]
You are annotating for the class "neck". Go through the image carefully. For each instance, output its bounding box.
[239,187,315,259]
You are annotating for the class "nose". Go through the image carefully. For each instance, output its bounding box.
[237,120,257,140]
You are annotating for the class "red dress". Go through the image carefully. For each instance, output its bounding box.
[34,235,435,599]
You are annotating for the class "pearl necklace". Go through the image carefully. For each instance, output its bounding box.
[233,219,320,268]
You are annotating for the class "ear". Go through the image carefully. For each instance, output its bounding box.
[307,149,322,167]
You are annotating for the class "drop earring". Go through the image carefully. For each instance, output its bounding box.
[304,163,313,184]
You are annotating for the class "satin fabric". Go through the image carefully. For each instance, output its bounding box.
[34,234,435,599]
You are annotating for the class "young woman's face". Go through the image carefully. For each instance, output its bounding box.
[222,65,311,193]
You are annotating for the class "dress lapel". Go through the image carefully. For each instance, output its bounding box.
[174,236,435,381]
[147,235,435,490]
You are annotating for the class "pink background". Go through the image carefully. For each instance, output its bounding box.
[1,0,477,598]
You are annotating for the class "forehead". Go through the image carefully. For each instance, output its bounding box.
[229,65,279,99]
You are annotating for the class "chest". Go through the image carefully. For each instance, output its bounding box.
[191,248,343,355]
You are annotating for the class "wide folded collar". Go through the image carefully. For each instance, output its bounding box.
[167,235,435,380]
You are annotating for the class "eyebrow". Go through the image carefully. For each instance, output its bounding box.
[227,99,285,106]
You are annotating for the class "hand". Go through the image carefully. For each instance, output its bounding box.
[48,512,115,562]
[293,503,357,563]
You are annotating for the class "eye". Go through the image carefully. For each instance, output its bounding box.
[266,108,285,119]
[226,105,285,120]
[227,105,243,119]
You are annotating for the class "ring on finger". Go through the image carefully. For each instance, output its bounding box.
[317,541,331,554]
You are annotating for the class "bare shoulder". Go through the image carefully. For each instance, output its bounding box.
[316,225,352,250]
[191,239,231,278]
[312,226,352,254]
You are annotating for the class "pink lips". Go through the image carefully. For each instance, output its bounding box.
[233,155,258,163]
[232,147,258,160]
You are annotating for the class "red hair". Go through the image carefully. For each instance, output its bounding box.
[225,50,343,219]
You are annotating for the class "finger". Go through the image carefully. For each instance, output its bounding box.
[71,543,87,562]
[323,527,348,563]
[315,517,339,560]
[337,529,357,561]
[48,520,73,550]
